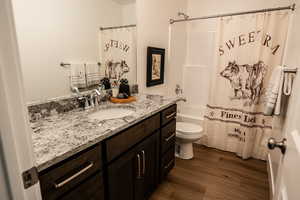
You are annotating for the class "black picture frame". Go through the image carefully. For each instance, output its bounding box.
[146,47,165,87]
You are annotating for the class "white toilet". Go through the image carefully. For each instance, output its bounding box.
[175,122,204,159]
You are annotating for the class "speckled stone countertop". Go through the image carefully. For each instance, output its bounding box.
[30,94,183,172]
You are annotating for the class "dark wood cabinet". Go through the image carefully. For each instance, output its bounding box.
[60,173,104,200]
[161,104,177,126]
[106,113,160,163]
[39,104,177,200]
[106,105,176,200]
[107,146,136,200]
[39,144,103,200]
[134,132,159,200]
[161,119,176,154]
[107,132,159,200]
[160,147,175,180]
[160,105,177,182]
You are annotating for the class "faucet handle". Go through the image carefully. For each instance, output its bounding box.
[175,84,183,95]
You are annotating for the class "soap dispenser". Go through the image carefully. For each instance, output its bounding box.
[119,78,131,98]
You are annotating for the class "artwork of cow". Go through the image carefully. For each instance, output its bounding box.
[105,60,130,81]
[220,60,267,105]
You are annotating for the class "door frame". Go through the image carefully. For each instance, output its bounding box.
[0,0,41,199]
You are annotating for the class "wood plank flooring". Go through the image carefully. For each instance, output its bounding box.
[150,145,269,200]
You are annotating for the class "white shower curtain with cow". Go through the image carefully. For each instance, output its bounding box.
[99,27,136,84]
[204,11,290,160]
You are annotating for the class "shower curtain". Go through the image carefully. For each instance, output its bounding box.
[204,11,290,160]
[99,27,136,84]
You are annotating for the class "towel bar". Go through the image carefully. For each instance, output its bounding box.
[60,62,101,67]
[283,68,297,73]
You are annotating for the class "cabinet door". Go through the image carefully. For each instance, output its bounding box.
[107,132,159,200]
[107,147,139,200]
[135,132,159,200]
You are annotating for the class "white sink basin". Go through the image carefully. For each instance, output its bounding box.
[88,107,135,121]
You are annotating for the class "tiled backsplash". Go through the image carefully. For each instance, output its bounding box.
[28,97,80,122]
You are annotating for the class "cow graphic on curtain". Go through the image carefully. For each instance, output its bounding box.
[220,60,267,106]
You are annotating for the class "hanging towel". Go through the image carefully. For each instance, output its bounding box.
[70,63,86,89]
[86,63,101,87]
[264,66,284,116]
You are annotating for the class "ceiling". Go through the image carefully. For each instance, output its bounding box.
[111,0,135,5]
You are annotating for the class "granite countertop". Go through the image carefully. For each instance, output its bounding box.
[30,94,183,172]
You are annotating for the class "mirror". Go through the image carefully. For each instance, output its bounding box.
[13,0,137,103]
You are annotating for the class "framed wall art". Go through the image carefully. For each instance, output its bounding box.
[146,47,165,87]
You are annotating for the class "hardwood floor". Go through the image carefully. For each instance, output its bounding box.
[150,145,269,200]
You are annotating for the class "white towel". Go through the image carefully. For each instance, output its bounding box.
[264,66,284,116]
[86,63,101,87]
[70,63,86,89]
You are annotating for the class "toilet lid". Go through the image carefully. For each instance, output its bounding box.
[176,122,203,135]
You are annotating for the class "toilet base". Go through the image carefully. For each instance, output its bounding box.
[175,142,194,159]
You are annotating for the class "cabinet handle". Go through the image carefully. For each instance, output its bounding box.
[137,154,142,179]
[165,112,176,119]
[54,162,94,188]
[165,132,176,142]
[164,159,174,170]
[141,150,146,176]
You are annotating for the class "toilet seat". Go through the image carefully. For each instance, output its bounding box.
[176,122,203,140]
[176,122,203,135]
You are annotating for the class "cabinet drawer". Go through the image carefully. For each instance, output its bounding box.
[161,119,176,154]
[106,113,160,162]
[145,113,160,135]
[161,104,177,126]
[161,147,175,180]
[60,173,104,200]
[39,144,102,200]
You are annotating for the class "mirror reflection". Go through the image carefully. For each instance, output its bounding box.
[13,0,136,103]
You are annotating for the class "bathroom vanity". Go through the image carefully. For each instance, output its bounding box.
[29,95,180,200]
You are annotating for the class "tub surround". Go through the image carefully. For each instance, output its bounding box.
[29,94,183,172]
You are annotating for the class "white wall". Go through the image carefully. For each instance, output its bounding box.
[187,0,292,16]
[121,3,136,25]
[12,0,125,103]
[136,0,187,95]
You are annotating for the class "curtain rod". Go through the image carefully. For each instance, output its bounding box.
[100,24,136,31]
[170,4,296,24]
